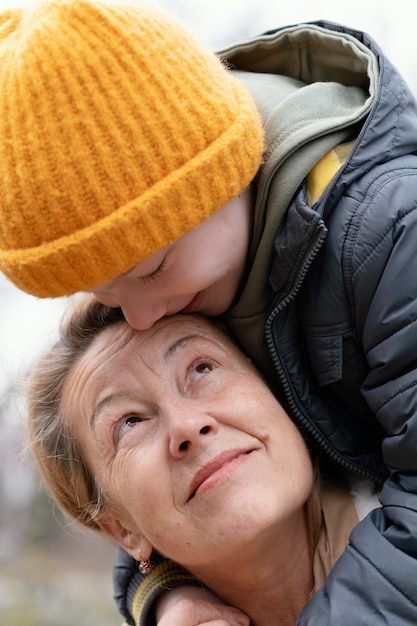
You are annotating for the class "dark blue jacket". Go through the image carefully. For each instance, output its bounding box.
[264,20,417,624]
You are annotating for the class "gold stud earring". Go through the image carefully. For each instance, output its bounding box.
[138,550,153,575]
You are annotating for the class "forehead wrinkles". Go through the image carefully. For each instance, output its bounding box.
[84,323,162,385]
[64,324,144,404]
[143,315,235,355]
[72,314,240,400]
[82,324,141,374]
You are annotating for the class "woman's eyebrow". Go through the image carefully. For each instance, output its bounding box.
[164,334,202,363]
[89,390,132,429]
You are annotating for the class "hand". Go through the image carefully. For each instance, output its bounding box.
[158,599,249,626]
[156,586,249,626]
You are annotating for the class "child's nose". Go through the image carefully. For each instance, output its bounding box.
[121,299,167,330]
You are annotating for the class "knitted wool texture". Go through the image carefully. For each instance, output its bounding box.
[0,0,264,297]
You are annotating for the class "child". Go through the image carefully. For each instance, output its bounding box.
[1,1,417,625]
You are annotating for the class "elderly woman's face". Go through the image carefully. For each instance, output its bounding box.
[63,315,313,569]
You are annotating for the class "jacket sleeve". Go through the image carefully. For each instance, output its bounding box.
[299,160,417,623]
[298,509,417,624]
[113,548,203,626]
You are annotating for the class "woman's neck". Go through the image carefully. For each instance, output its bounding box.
[191,513,313,626]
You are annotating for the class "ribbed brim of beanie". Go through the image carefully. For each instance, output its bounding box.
[0,0,264,297]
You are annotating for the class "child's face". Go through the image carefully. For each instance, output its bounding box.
[91,188,253,329]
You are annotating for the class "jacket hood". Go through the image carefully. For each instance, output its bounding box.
[220,20,417,206]
[325,21,417,205]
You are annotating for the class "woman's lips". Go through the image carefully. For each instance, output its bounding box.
[187,448,253,501]
[180,291,204,314]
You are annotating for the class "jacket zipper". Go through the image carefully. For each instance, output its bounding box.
[265,227,381,483]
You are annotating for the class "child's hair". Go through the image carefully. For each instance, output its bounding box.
[0,0,264,298]
[26,296,125,530]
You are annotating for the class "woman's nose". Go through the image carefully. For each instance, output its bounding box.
[167,405,218,458]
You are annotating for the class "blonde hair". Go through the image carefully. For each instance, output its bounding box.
[27,295,125,530]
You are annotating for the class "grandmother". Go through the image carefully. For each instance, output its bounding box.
[27,297,377,626]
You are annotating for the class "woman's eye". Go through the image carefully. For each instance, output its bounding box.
[195,362,212,374]
[115,413,144,442]
[190,359,217,379]
[123,414,143,428]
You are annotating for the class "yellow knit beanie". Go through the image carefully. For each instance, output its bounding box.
[0,0,264,297]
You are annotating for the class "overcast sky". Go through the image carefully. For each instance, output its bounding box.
[0,0,416,393]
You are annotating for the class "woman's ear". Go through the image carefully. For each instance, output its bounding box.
[94,511,153,560]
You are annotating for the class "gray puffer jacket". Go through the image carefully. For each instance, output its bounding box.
[265,20,417,624]
[114,20,417,625]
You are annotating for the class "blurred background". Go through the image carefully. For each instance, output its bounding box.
[0,0,416,624]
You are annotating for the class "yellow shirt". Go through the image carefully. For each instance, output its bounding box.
[306,142,355,206]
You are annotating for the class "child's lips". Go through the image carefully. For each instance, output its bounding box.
[180,291,204,314]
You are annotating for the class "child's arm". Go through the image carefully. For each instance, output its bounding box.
[156,587,249,626]
[113,548,248,626]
